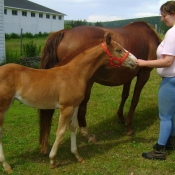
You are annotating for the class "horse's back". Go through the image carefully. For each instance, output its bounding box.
[58,21,161,62]
[0,63,44,89]
[0,63,23,80]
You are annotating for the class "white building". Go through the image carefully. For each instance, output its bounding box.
[4,0,66,34]
[0,0,5,62]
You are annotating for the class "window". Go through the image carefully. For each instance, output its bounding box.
[4,9,7,15]
[22,11,27,16]
[46,14,50,19]
[58,16,62,20]
[53,15,56,19]
[39,13,43,18]
[31,12,35,17]
[12,10,17,16]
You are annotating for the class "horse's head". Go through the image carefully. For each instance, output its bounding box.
[102,32,137,68]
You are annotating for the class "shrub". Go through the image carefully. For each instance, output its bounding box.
[5,32,49,39]
[22,32,34,38]
[10,33,20,39]
[5,48,20,64]
[43,32,49,37]
[5,33,11,39]
[22,40,41,57]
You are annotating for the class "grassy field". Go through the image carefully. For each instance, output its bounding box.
[5,37,46,51]
[5,37,46,64]
[1,66,175,175]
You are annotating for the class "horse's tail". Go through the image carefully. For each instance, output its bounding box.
[40,30,65,69]
[39,109,55,154]
[39,30,65,154]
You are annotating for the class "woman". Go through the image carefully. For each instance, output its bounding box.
[137,1,175,160]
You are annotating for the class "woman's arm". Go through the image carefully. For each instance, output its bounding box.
[137,55,175,68]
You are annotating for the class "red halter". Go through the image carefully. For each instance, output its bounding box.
[101,43,129,67]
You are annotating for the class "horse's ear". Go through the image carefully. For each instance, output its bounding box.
[105,32,111,45]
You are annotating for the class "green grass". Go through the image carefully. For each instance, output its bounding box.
[5,38,46,51]
[4,38,46,64]
[1,69,175,175]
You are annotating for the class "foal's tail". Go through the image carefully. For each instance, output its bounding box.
[39,29,65,154]
[40,30,65,69]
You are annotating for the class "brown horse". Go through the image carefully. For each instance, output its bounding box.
[39,21,161,154]
[0,33,137,174]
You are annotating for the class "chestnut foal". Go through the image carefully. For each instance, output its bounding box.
[0,32,137,174]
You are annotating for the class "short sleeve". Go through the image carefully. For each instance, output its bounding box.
[161,28,175,56]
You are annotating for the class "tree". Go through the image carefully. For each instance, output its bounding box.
[94,21,103,26]
[65,19,88,28]
[64,23,72,29]
[159,21,170,34]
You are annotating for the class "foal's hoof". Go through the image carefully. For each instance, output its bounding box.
[4,164,12,174]
[78,158,85,163]
[6,169,12,174]
[81,159,85,163]
[7,169,13,174]
[88,134,97,143]
[50,163,57,169]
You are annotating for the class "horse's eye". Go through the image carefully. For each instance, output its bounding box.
[116,49,122,53]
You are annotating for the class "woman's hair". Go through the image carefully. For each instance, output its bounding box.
[160,1,175,15]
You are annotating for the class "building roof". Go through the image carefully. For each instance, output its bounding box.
[4,0,66,15]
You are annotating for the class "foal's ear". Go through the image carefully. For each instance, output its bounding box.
[105,32,111,45]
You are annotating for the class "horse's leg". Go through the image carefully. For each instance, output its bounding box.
[117,81,132,123]
[125,69,151,135]
[39,109,55,154]
[0,95,14,174]
[49,106,74,168]
[70,107,84,162]
[0,111,12,174]
[78,79,96,143]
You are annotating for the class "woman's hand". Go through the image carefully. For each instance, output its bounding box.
[137,59,147,67]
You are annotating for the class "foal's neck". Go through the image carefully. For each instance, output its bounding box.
[68,44,106,82]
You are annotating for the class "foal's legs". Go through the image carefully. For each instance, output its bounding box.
[0,98,13,174]
[0,112,12,174]
[70,107,84,162]
[49,106,75,168]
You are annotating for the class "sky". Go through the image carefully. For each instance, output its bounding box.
[30,0,168,22]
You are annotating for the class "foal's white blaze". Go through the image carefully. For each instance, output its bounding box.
[123,48,137,68]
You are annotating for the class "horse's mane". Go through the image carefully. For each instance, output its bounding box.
[40,29,66,69]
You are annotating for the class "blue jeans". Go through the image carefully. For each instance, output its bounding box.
[158,77,175,145]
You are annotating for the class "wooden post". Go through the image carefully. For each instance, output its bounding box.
[20,28,23,56]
